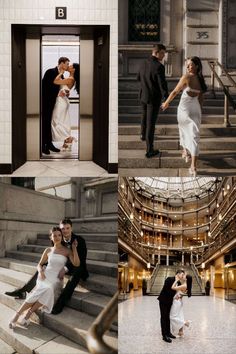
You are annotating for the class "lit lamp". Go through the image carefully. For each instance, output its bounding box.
[141,231,144,236]
[219,214,222,221]
[130,213,134,221]
[147,262,151,269]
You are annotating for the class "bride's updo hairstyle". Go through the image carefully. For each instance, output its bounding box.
[188,56,207,93]
[49,226,65,246]
[186,275,192,297]
[72,63,80,95]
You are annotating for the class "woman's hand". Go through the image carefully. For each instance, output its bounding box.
[72,239,78,251]
[161,101,169,111]
[39,270,46,280]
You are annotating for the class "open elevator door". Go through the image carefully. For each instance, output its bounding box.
[10,25,110,174]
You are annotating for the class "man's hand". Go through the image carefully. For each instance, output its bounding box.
[58,90,66,97]
[58,267,66,280]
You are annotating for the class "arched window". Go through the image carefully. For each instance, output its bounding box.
[128,0,160,42]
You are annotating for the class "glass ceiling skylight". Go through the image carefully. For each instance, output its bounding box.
[134,177,219,200]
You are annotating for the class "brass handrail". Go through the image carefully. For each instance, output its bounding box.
[86,291,118,354]
[208,60,236,127]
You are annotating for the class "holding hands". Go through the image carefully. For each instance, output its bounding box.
[161,101,169,111]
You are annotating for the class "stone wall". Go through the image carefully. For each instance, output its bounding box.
[0,182,65,256]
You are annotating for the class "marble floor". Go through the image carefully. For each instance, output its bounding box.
[7,160,116,177]
[119,295,236,354]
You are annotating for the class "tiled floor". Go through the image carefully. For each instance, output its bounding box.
[119,294,236,354]
[8,160,115,177]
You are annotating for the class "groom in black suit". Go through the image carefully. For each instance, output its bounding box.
[5,218,89,315]
[137,44,169,158]
[158,269,185,343]
[42,57,70,155]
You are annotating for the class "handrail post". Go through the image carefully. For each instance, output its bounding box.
[224,85,230,127]
[211,61,216,98]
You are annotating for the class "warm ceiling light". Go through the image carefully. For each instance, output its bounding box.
[141,231,143,236]
[208,231,211,236]
[219,214,222,221]
[130,213,134,220]
[217,203,219,208]
[227,184,230,190]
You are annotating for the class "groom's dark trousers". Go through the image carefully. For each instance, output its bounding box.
[42,67,61,149]
[137,56,168,153]
[18,234,89,310]
[158,276,176,337]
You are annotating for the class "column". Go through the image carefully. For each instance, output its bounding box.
[182,252,184,266]
[166,251,169,266]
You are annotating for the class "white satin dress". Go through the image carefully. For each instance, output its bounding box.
[51,85,71,142]
[25,251,67,313]
[177,87,201,156]
[170,292,185,334]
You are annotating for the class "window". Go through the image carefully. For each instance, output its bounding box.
[128,0,160,42]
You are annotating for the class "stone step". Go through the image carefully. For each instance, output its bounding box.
[119,124,236,137]
[37,232,117,244]
[0,279,117,329]
[19,245,118,263]
[0,301,89,354]
[119,98,226,106]
[0,258,117,296]
[35,239,117,252]
[0,337,17,354]
[119,136,236,150]
[119,149,236,170]
[119,113,236,124]
[119,105,233,115]
[5,251,117,278]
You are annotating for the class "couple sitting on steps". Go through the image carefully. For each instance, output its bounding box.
[6,218,88,328]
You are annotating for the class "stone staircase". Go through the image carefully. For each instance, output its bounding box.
[119,77,236,176]
[149,265,203,296]
[0,216,118,354]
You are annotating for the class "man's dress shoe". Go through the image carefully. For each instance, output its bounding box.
[5,290,26,299]
[51,306,63,315]
[168,333,176,339]
[162,335,172,343]
[140,135,145,141]
[145,149,160,158]
[47,143,60,153]
[42,146,50,155]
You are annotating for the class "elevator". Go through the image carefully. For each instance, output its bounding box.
[11,24,110,172]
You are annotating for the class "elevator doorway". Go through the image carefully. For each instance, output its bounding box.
[41,35,80,159]
[10,24,110,174]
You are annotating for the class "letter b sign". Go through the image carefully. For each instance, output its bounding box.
[56,7,67,19]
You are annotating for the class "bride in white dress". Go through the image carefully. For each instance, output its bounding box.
[161,56,207,176]
[170,273,192,337]
[51,63,80,151]
[9,227,80,328]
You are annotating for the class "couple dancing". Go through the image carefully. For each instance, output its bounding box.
[158,269,192,343]
[137,44,207,176]
[6,218,88,328]
[42,57,79,155]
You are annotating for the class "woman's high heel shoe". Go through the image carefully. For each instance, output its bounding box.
[9,312,20,329]
[189,167,197,177]
[182,150,191,163]
[19,318,30,327]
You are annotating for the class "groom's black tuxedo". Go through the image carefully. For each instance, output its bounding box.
[42,67,61,148]
[137,56,168,153]
[158,276,179,337]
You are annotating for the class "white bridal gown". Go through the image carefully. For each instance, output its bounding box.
[51,85,71,142]
[25,252,66,313]
[170,292,185,334]
[177,87,201,156]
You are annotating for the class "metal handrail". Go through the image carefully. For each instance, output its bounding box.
[86,292,118,354]
[150,263,160,289]
[208,60,236,127]
[191,264,204,292]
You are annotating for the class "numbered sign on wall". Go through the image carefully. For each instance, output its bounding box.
[55,7,67,19]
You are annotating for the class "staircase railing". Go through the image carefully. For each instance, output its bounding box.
[86,291,118,354]
[149,263,160,292]
[208,60,236,127]
[191,264,204,293]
